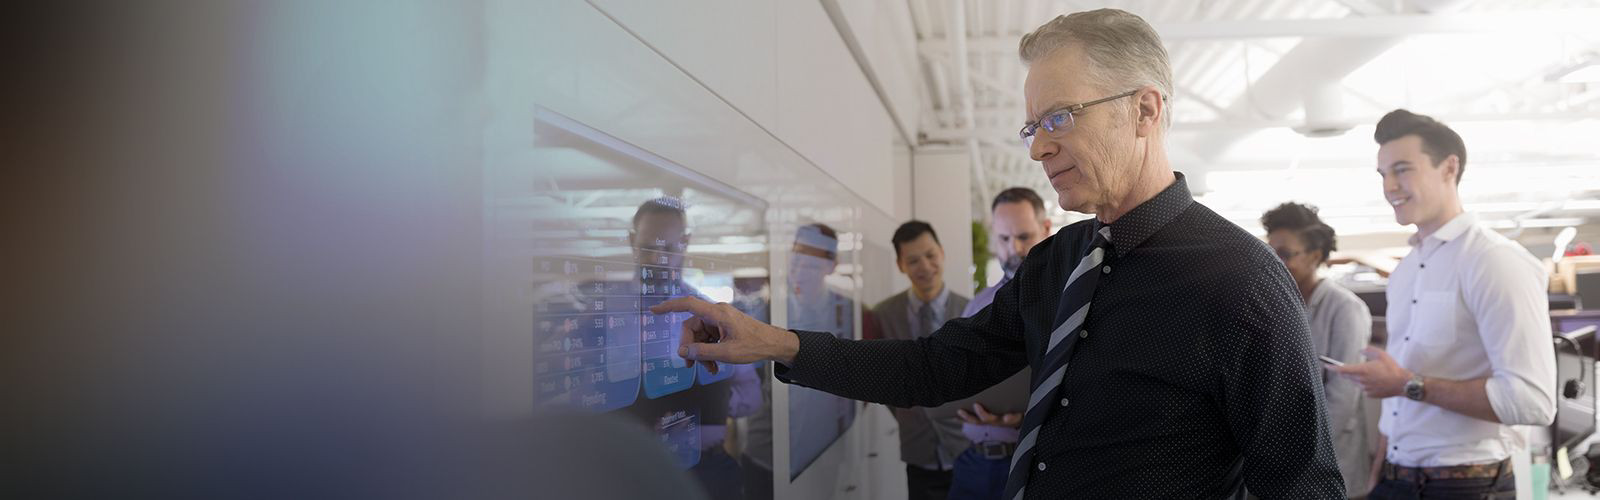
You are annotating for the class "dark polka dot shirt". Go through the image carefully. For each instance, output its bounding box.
[776,172,1345,499]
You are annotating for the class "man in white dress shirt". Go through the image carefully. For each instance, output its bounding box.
[1333,109,1555,499]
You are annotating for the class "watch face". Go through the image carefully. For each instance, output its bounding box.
[1405,378,1424,401]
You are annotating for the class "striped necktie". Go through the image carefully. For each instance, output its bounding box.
[917,301,937,338]
[1002,226,1110,500]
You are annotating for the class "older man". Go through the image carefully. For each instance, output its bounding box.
[652,9,1343,499]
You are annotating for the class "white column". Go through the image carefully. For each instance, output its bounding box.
[912,147,976,298]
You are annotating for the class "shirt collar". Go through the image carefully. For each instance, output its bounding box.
[1096,172,1195,258]
[906,283,950,313]
[1305,278,1331,308]
[1408,212,1477,247]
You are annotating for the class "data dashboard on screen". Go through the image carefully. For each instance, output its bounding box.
[496,108,774,498]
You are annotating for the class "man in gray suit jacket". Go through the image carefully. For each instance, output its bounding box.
[871,220,971,500]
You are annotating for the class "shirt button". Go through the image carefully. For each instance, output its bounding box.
[1405,337,1410,341]
[1079,330,1089,339]
[1411,299,1417,304]
[1037,462,1047,471]
[1420,263,1426,269]
[1101,265,1111,274]
[1393,446,1399,451]
[1060,398,1069,407]
[1393,412,1398,416]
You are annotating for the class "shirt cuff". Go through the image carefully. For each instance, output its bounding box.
[1484,374,1555,426]
[773,329,834,386]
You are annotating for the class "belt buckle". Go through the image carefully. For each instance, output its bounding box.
[979,441,1011,459]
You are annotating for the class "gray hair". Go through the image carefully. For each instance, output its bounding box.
[1018,9,1174,130]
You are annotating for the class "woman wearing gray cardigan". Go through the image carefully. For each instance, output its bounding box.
[1264,202,1374,497]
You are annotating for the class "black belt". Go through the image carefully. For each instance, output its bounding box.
[973,441,1016,459]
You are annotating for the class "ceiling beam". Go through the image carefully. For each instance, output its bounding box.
[919,8,1600,53]
[946,0,990,206]
[924,109,1600,141]
[1328,0,1393,16]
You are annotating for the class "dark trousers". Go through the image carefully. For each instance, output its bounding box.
[738,456,773,500]
[906,464,953,500]
[689,447,744,500]
[1367,466,1514,500]
[947,448,1010,500]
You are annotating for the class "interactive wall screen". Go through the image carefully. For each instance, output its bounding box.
[509,108,772,498]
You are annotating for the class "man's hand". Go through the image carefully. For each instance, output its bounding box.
[956,403,1022,428]
[1329,347,1413,399]
[957,403,1022,445]
[649,297,800,374]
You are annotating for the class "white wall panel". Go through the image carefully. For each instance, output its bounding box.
[833,0,924,143]
[588,0,904,218]
[773,0,896,218]
[588,0,779,127]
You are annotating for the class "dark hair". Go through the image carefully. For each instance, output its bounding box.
[1374,109,1467,184]
[631,196,687,229]
[991,187,1047,219]
[891,220,939,260]
[1260,202,1336,264]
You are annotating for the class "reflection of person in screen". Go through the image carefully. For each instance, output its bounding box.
[786,224,853,336]
[621,196,758,500]
[951,187,1051,500]
[786,224,856,475]
[741,223,854,499]
[872,221,970,500]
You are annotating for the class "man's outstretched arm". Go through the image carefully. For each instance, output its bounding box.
[649,279,1029,408]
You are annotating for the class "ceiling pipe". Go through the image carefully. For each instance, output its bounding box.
[946,0,990,206]
[1188,0,1470,161]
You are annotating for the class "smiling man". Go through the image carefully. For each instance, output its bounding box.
[649,9,1343,498]
[872,220,971,500]
[1331,109,1554,499]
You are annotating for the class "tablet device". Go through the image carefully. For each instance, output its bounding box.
[924,368,1031,419]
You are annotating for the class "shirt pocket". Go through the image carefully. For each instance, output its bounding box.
[1409,291,1458,347]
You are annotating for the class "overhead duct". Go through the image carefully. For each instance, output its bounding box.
[1294,82,1355,138]
[1188,0,1468,158]
[1189,35,1397,158]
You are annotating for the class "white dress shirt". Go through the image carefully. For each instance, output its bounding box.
[1380,212,1556,467]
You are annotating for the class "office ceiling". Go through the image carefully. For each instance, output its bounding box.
[910,0,1600,242]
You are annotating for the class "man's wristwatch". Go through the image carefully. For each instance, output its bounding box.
[1404,373,1426,401]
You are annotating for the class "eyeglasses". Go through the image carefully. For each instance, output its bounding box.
[1019,90,1140,148]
